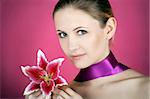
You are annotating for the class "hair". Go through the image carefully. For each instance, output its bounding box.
[53,0,114,27]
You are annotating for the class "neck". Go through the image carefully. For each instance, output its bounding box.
[73,69,133,87]
[94,49,110,65]
[74,51,129,82]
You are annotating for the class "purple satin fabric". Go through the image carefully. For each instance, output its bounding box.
[74,51,129,82]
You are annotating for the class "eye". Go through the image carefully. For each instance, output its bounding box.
[58,32,67,38]
[77,30,88,36]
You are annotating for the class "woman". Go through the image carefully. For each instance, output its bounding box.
[26,0,149,99]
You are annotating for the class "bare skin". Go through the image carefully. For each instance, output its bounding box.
[26,6,149,99]
[26,69,149,99]
[52,7,149,99]
[69,69,149,99]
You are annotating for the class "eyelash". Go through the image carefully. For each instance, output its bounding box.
[77,30,88,36]
[58,30,88,38]
[58,32,67,38]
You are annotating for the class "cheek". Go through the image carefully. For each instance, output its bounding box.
[59,40,69,55]
[95,35,106,47]
[86,33,107,54]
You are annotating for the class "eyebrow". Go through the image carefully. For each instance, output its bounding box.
[57,30,62,32]
[73,26,87,31]
[56,26,87,33]
[56,30,66,33]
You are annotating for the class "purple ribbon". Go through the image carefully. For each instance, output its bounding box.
[74,51,129,82]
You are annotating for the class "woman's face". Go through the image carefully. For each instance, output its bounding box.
[54,7,110,69]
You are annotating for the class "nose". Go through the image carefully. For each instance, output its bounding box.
[68,37,79,52]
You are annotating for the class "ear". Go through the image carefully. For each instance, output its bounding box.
[104,17,117,40]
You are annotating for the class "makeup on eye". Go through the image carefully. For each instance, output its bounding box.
[57,26,88,38]
[73,26,88,36]
[58,29,88,38]
[76,30,88,36]
[58,32,68,38]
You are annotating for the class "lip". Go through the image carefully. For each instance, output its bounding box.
[70,54,86,60]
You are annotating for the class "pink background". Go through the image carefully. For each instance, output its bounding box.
[1,0,149,98]
[0,0,2,97]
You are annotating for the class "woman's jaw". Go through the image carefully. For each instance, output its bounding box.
[68,49,110,69]
[54,7,113,69]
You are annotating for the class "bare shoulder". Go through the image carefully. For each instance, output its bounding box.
[113,69,149,99]
[119,69,149,84]
[68,69,149,99]
[115,69,149,87]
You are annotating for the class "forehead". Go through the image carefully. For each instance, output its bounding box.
[54,7,100,30]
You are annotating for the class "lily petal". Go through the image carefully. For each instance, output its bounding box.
[46,58,64,80]
[55,76,68,87]
[21,66,46,83]
[37,49,48,70]
[21,66,30,77]
[23,81,40,95]
[40,80,54,95]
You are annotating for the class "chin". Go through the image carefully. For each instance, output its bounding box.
[69,57,91,69]
[73,61,90,69]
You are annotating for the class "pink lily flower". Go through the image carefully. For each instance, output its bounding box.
[21,49,67,96]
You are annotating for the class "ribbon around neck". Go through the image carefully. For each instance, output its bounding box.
[74,51,129,82]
